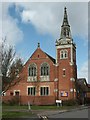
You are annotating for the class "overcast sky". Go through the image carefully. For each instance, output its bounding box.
[0,1,89,83]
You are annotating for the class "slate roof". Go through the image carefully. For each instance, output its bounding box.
[45,52,56,64]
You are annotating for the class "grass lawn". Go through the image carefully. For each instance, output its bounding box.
[2,111,34,118]
[2,104,80,110]
[2,104,36,118]
[2,104,79,110]
[2,104,79,118]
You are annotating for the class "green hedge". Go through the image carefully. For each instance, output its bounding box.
[62,99,79,106]
[85,98,90,105]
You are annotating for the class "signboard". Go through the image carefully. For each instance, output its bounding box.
[61,91,68,97]
[56,100,62,103]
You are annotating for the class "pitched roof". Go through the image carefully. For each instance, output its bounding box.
[45,52,56,64]
[24,47,56,66]
[77,78,87,85]
[77,78,88,92]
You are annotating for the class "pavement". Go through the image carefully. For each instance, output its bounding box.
[32,105,90,118]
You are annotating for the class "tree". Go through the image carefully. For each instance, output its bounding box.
[1,38,23,91]
[8,58,23,82]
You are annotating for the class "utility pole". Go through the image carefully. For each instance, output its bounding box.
[0,44,3,91]
[0,43,2,120]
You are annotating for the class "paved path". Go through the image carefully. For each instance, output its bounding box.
[48,108,89,118]
[33,106,89,117]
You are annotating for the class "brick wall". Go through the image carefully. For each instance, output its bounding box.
[2,96,56,105]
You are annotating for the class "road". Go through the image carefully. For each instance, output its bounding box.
[48,108,89,118]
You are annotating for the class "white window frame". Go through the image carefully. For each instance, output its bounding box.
[39,86,50,96]
[28,63,37,77]
[14,90,20,96]
[40,62,50,76]
[60,50,68,59]
[63,68,66,77]
[27,86,36,96]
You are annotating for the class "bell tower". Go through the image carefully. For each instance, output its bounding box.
[56,7,77,100]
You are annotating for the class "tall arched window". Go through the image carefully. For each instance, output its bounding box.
[64,50,68,58]
[28,64,37,76]
[60,50,68,59]
[41,63,49,76]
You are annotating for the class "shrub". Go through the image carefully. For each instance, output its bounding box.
[85,98,90,105]
[7,96,20,106]
[62,99,78,106]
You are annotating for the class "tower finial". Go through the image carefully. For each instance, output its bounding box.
[62,7,69,26]
[59,7,72,40]
[64,7,67,11]
[38,42,40,48]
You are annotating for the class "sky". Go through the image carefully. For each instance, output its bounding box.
[0,1,89,83]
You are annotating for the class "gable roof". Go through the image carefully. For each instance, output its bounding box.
[45,52,56,64]
[24,47,56,66]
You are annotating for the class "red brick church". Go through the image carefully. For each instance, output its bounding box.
[3,7,77,105]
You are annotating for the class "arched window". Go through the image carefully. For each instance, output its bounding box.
[60,50,68,59]
[28,64,37,76]
[60,50,64,59]
[64,50,68,58]
[41,63,49,76]
[63,28,66,36]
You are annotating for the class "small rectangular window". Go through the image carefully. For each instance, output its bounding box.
[63,69,66,76]
[28,87,36,96]
[40,87,49,96]
[15,91,19,96]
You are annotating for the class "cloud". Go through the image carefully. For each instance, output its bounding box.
[1,1,88,82]
[78,61,88,83]
[0,2,23,46]
[21,10,36,23]
[15,2,88,40]
[2,17,23,46]
[1,2,88,44]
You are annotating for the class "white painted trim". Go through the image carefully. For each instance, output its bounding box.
[54,78,58,82]
[54,89,58,92]
[27,76,37,82]
[55,63,59,66]
[70,78,75,81]
[14,90,20,96]
[39,86,50,96]
[40,62,50,76]
[39,85,50,87]
[62,68,66,77]
[27,86,36,96]
[69,62,74,66]
[60,49,68,59]
[74,89,76,92]
[71,43,73,63]
[63,68,65,70]
[56,46,57,63]
[70,88,73,92]
[56,44,71,49]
